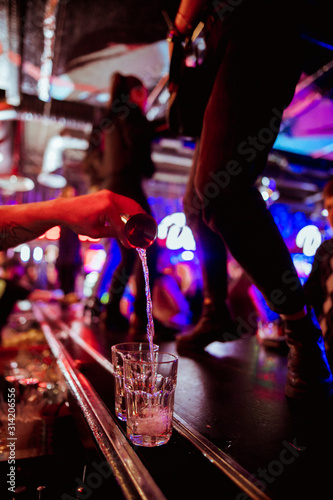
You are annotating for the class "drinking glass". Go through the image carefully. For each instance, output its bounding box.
[123,352,178,447]
[111,342,159,421]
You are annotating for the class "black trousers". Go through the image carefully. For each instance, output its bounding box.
[183,0,306,316]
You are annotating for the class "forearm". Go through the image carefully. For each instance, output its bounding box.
[0,190,150,251]
[0,198,64,250]
[174,0,207,35]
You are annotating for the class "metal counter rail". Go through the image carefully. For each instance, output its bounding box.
[35,303,271,500]
[33,304,167,500]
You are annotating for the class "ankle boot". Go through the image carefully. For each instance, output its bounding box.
[176,301,240,354]
[284,314,333,400]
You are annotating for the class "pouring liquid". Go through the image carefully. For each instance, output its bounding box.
[136,248,155,359]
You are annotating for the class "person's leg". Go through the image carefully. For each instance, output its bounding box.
[105,245,137,329]
[189,2,332,398]
[196,3,304,316]
[178,143,238,351]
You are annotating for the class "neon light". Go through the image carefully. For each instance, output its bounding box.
[84,249,106,273]
[85,271,99,285]
[301,34,333,52]
[83,271,101,298]
[181,250,194,261]
[296,225,322,257]
[292,257,312,278]
[157,213,196,251]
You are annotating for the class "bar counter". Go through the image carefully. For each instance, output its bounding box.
[3,301,333,499]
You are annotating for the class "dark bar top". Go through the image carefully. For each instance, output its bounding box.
[35,303,333,500]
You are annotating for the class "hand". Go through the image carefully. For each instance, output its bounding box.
[65,190,147,247]
[0,189,148,251]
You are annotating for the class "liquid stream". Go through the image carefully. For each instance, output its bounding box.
[136,248,156,395]
[136,248,155,359]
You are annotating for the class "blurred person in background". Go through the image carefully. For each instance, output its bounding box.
[0,257,56,342]
[152,254,202,332]
[83,73,159,335]
[304,178,333,366]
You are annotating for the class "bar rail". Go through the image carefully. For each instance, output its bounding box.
[33,304,167,500]
[34,303,271,500]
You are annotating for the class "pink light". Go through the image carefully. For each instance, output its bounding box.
[39,226,61,240]
[84,249,106,273]
[78,234,101,243]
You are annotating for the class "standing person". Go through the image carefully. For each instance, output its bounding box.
[0,257,32,336]
[304,179,333,365]
[84,73,158,333]
[168,0,333,400]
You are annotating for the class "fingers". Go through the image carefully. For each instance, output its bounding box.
[79,190,150,247]
[111,192,147,217]
[95,226,117,239]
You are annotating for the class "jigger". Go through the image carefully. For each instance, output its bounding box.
[121,213,157,249]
